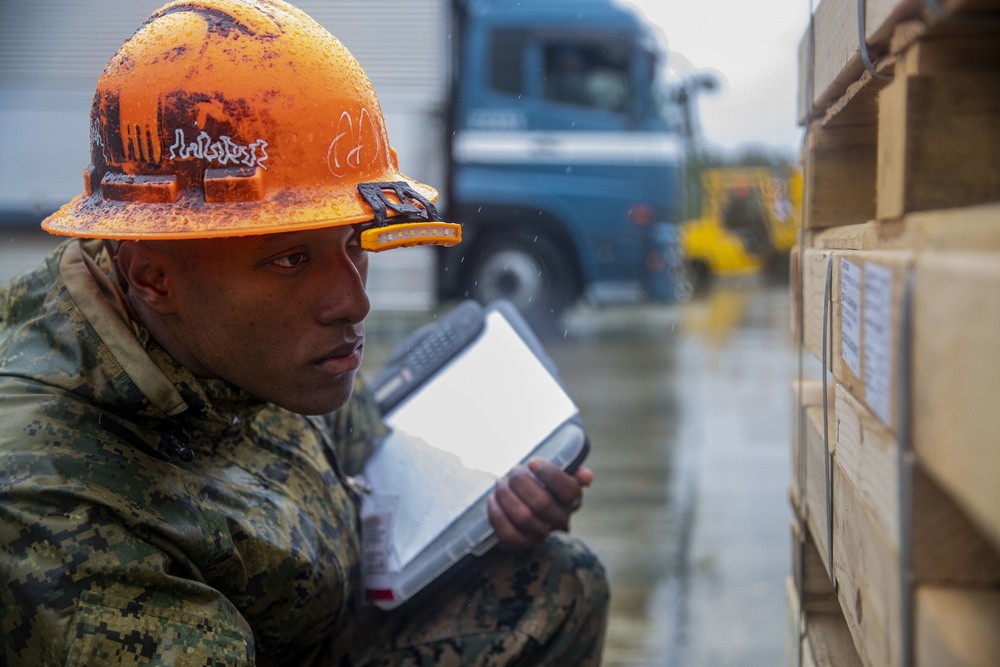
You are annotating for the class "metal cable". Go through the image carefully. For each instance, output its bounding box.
[858,0,894,81]
[821,255,835,585]
[897,269,916,667]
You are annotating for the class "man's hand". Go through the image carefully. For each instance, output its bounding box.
[487,458,594,550]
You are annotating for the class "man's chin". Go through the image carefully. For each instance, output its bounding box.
[273,373,357,416]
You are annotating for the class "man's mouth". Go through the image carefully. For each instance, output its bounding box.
[315,339,364,375]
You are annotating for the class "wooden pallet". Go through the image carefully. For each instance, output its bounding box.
[787,524,864,667]
[801,28,1000,232]
[797,0,998,123]
[791,376,1000,667]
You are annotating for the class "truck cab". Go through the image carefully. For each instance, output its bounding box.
[437,0,689,330]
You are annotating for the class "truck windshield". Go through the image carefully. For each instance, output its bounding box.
[541,41,633,114]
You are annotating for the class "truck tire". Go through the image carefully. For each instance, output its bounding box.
[466,234,577,333]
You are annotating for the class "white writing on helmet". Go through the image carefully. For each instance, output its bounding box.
[168,129,269,169]
[90,117,104,150]
[327,108,382,178]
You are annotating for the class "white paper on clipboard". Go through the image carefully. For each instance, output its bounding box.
[358,303,585,608]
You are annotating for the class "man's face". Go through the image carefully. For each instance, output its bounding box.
[148,225,370,415]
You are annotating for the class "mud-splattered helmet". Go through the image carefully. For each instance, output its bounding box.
[41,0,459,250]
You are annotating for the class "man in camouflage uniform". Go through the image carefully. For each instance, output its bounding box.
[0,1,609,665]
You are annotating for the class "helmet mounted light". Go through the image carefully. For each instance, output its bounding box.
[356,182,462,252]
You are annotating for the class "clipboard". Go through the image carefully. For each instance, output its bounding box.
[359,300,589,609]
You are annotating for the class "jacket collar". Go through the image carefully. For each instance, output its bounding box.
[60,239,266,437]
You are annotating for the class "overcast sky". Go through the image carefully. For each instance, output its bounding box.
[622,0,811,157]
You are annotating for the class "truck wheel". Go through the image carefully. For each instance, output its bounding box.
[466,235,577,333]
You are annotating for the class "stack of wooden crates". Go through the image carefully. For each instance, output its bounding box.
[788,0,1000,665]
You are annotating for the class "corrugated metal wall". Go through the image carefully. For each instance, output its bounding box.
[0,0,445,94]
[298,0,446,99]
[0,1,165,91]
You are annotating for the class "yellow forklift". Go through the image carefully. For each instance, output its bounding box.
[680,167,801,285]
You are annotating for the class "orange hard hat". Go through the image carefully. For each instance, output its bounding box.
[41,0,459,249]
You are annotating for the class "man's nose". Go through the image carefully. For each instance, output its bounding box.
[316,253,370,325]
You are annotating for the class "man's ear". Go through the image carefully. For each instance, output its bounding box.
[115,241,178,314]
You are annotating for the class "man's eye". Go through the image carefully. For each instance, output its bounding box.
[272,252,308,268]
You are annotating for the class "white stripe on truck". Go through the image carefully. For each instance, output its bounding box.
[453,130,682,166]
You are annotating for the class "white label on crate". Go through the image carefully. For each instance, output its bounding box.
[863,263,894,426]
[840,260,862,377]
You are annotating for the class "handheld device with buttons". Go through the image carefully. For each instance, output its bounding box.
[360,299,589,608]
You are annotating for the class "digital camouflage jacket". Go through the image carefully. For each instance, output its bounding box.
[0,239,379,666]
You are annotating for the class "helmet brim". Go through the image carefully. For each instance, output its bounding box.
[42,175,440,240]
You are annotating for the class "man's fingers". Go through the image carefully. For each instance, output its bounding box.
[504,468,571,529]
[494,475,556,537]
[526,460,586,509]
[574,466,595,488]
[487,461,593,550]
[487,494,540,550]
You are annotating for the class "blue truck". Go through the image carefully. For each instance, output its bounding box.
[306,0,690,328]
[438,0,691,328]
[0,0,689,329]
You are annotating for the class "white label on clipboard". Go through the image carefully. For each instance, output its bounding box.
[361,495,398,600]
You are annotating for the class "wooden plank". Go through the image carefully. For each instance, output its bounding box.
[821,60,894,129]
[831,455,1000,667]
[798,21,814,129]
[912,252,1000,553]
[804,405,833,574]
[791,379,833,514]
[811,220,884,251]
[835,383,1000,582]
[807,612,865,667]
[803,123,878,230]
[806,35,1000,236]
[792,521,842,615]
[791,244,804,343]
[797,0,918,122]
[897,33,1000,77]
[786,574,865,667]
[832,455,902,667]
[811,203,1000,252]
[866,0,919,44]
[798,0,1000,122]
[910,467,1000,581]
[916,587,1000,667]
[787,575,803,667]
[798,248,833,365]
[834,385,899,548]
[876,69,1000,220]
[892,205,1000,250]
[798,0,863,123]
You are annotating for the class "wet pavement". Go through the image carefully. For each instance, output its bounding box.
[3,231,799,666]
[362,268,799,667]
